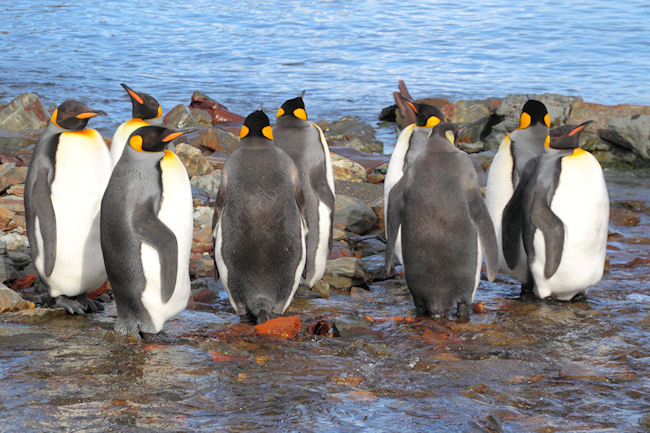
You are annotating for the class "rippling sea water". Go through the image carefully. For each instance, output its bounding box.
[1,0,649,141]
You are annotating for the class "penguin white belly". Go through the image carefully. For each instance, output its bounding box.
[213,220,240,314]
[307,200,331,287]
[140,152,193,332]
[485,136,523,277]
[282,216,307,312]
[531,153,609,300]
[472,233,482,301]
[384,125,414,264]
[42,130,111,297]
[110,119,149,167]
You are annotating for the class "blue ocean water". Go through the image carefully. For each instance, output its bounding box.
[1,1,649,140]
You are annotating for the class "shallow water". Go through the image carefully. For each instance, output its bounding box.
[1,170,648,432]
[1,1,649,146]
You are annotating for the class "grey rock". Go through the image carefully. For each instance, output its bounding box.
[0,163,28,193]
[175,143,212,177]
[190,170,222,197]
[360,254,386,280]
[334,194,377,235]
[322,257,368,289]
[193,206,215,228]
[331,153,366,183]
[0,93,49,131]
[601,114,650,160]
[164,104,200,130]
[355,237,386,257]
[187,127,240,154]
[0,128,39,149]
[450,99,495,144]
[0,256,17,283]
[188,108,213,128]
[0,233,29,251]
[457,141,484,154]
[325,116,383,153]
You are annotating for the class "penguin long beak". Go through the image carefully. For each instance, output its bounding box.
[76,110,107,119]
[569,120,594,136]
[121,83,144,105]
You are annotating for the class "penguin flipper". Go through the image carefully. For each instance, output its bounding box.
[211,169,228,282]
[134,198,178,303]
[529,193,565,279]
[385,177,405,274]
[32,168,57,276]
[465,165,499,281]
[309,164,335,250]
[501,175,529,270]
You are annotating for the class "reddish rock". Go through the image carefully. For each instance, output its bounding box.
[8,273,36,290]
[254,315,301,339]
[208,323,256,342]
[610,208,640,226]
[187,127,240,155]
[327,242,353,260]
[189,91,245,124]
[472,301,488,314]
[308,320,338,337]
[0,285,35,312]
[189,287,216,304]
[87,281,109,300]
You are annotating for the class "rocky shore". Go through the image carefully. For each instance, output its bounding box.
[0,90,648,313]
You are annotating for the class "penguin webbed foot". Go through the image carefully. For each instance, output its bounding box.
[570,293,588,302]
[519,279,535,300]
[455,302,471,322]
[55,294,103,315]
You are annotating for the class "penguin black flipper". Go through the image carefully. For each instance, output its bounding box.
[385,176,406,274]
[464,159,499,281]
[528,190,565,279]
[502,158,536,270]
[309,163,335,249]
[31,168,57,276]
[133,197,178,303]
[212,169,229,282]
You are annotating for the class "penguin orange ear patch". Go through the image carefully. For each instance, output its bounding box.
[276,108,285,118]
[519,112,531,129]
[262,125,273,140]
[156,106,163,119]
[544,113,551,128]
[425,116,441,128]
[51,109,61,127]
[293,108,307,121]
[240,125,250,139]
[129,135,143,151]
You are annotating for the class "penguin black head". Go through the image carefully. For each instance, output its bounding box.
[430,122,463,146]
[414,103,445,128]
[51,100,106,131]
[128,126,185,153]
[519,99,550,129]
[548,120,593,150]
[240,109,273,141]
[277,91,307,121]
[121,83,162,121]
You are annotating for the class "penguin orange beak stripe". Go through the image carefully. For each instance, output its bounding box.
[76,112,100,119]
[568,125,586,136]
[126,88,144,105]
[406,101,418,114]
[162,132,184,142]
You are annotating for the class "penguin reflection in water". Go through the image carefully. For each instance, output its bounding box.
[101,126,192,334]
[25,100,111,314]
[385,123,499,319]
[212,109,307,324]
[502,121,608,301]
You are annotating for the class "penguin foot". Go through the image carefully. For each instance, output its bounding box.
[570,293,588,302]
[456,302,470,322]
[55,294,103,315]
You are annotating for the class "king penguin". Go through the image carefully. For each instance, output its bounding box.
[385,123,498,319]
[109,83,163,167]
[212,109,307,324]
[24,100,111,314]
[101,126,192,334]
[384,97,445,264]
[485,99,550,288]
[502,121,608,300]
[273,92,335,288]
